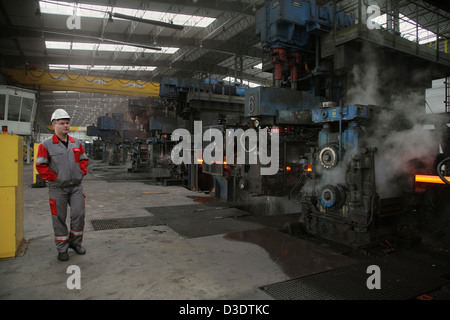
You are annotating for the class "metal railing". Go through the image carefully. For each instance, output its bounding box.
[335,0,450,55]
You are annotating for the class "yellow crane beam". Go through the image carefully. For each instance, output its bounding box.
[3,68,160,97]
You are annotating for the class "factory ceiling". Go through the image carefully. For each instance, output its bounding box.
[0,0,271,127]
[0,0,449,128]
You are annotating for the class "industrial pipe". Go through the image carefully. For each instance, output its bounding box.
[288,51,301,89]
[271,49,287,87]
[436,157,450,185]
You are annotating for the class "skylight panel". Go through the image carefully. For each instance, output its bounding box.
[45,41,179,54]
[399,13,437,44]
[72,43,96,50]
[40,0,108,18]
[45,41,71,49]
[365,11,439,46]
[39,0,215,28]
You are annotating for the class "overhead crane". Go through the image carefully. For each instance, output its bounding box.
[3,68,160,97]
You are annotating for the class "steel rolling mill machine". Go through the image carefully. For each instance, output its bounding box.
[87,113,131,165]
[158,76,249,189]
[127,98,168,175]
[122,78,248,186]
[126,97,187,186]
[87,97,188,184]
[196,0,450,247]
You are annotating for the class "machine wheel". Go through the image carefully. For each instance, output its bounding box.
[318,144,339,169]
[319,184,346,210]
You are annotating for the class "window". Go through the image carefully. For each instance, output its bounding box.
[0,94,5,120]
[20,98,34,122]
[8,95,21,121]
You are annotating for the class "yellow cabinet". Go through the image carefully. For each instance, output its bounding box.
[0,134,24,259]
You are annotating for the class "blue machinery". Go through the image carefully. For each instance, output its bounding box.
[256,0,353,90]
[95,0,449,247]
[256,0,354,48]
[240,0,382,245]
[194,0,450,246]
[302,103,378,245]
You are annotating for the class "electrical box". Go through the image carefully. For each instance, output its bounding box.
[0,134,24,259]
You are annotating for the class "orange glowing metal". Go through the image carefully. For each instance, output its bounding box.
[211,160,226,164]
[415,174,449,184]
[306,165,312,172]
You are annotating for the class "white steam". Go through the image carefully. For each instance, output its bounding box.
[344,45,440,198]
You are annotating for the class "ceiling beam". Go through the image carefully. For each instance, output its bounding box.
[0,25,263,58]
[64,0,262,17]
[0,54,269,84]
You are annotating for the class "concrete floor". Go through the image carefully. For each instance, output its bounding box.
[1,160,449,301]
[0,161,352,300]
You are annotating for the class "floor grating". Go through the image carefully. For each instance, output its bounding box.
[260,257,450,300]
[91,216,164,231]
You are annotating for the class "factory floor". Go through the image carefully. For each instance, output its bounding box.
[1,160,450,304]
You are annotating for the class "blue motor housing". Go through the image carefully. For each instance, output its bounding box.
[159,77,248,100]
[245,86,325,117]
[312,105,370,123]
[314,105,369,160]
[256,0,354,49]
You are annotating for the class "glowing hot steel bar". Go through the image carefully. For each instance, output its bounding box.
[415,174,450,184]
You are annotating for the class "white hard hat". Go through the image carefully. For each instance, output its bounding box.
[51,109,71,121]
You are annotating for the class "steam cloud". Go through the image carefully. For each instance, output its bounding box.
[345,44,440,197]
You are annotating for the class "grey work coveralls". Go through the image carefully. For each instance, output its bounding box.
[36,134,89,253]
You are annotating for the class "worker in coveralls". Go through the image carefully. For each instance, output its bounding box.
[36,109,89,261]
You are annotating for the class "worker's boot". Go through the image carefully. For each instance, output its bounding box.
[58,251,69,261]
[69,243,86,255]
